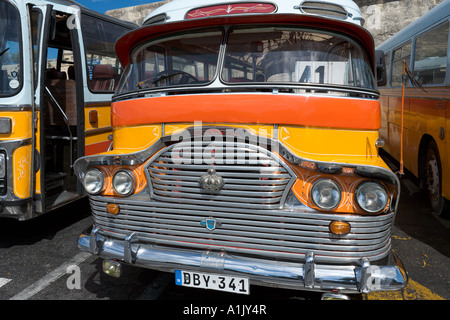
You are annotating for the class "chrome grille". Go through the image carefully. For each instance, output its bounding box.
[90,196,394,264]
[90,140,393,264]
[146,141,296,209]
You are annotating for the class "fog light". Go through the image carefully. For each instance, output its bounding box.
[84,168,104,195]
[356,181,388,213]
[311,179,341,210]
[329,221,351,235]
[106,203,120,215]
[103,260,121,278]
[112,170,135,196]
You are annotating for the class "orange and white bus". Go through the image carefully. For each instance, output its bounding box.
[377,0,449,217]
[75,0,407,299]
[0,0,136,220]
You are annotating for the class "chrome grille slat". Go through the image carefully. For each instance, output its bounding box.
[146,141,296,209]
[93,209,392,243]
[150,172,290,185]
[148,167,292,179]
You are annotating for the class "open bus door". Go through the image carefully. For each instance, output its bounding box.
[29,3,84,215]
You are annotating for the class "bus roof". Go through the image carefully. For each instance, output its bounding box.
[143,0,365,26]
[377,0,450,52]
[116,0,375,67]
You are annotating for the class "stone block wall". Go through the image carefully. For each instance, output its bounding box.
[106,0,445,45]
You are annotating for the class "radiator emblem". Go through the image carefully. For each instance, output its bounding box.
[199,168,224,193]
[201,218,221,231]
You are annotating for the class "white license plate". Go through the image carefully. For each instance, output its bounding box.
[175,270,250,295]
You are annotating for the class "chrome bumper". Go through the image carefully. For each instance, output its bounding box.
[78,226,408,294]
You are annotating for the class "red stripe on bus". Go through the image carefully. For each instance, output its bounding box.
[85,141,112,156]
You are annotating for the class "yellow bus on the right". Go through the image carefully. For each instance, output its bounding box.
[377,0,450,217]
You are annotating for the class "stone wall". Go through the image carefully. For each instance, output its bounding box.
[105,1,172,26]
[106,0,445,45]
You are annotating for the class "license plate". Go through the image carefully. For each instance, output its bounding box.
[175,270,250,295]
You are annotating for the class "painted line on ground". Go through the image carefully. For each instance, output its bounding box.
[0,278,12,288]
[9,252,91,300]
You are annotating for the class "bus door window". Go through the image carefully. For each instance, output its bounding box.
[82,14,127,93]
[391,42,412,87]
[43,13,80,205]
[413,22,449,85]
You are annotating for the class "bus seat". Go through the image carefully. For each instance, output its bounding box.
[68,66,75,80]
[90,64,115,91]
[45,78,77,126]
[46,68,67,80]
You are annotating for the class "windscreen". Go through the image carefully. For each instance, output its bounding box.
[0,2,21,96]
[222,26,375,89]
[116,28,223,94]
[116,25,375,95]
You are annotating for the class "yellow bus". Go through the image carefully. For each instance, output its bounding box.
[0,0,136,220]
[377,0,449,217]
[75,0,407,299]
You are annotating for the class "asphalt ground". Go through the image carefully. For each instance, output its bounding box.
[0,168,449,305]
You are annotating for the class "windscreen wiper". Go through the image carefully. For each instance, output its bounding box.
[0,48,9,57]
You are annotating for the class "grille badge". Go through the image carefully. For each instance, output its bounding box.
[200,218,221,231]
[199,168,225,193]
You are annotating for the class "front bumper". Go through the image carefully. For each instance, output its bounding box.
[78,226,408,294]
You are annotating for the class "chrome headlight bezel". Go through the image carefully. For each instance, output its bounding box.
[83,168,105,195]
[355,181,389,213]
[112,170,136,196]
[311,179,342,210]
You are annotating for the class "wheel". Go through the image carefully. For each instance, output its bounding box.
[424,141,449,217]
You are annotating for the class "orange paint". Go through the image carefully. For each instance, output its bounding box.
[112,94,381,130]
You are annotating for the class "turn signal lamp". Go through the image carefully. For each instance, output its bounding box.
[103,260,121,278]
[106,203,120,215]
[329,221,351,235]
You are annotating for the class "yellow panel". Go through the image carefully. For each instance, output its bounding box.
[113,125,161,152]
[13,145,32,199]
[278,126,389,169]
[84,105,111,131]
[0,111,32,140]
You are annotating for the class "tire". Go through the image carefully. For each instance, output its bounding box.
[424,141,449,217]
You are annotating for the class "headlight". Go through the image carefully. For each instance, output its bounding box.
[113,170,135,196]
[311,179,341,210]
[0,152,5,179]
[83,168,104,195]
[356,181,388,213]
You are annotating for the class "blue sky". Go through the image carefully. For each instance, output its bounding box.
[76,0,161,14]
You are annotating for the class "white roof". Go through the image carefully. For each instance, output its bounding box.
[144,0,365,26]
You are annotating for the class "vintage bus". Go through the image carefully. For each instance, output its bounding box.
[377,0,450,218]
[74,0,408,299]
[0,0,136,220]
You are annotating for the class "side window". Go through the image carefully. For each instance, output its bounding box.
[81,14,131,92]
[392,42,412,87]
[414,22,449,85]
[384,51,391,87]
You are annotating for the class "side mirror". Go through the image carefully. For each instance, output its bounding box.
[375,50,387,87]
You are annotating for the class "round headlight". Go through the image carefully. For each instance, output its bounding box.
[84,168,104,195]
[356,182,388,213]
[113,170,135,196]
[311,179,341,210]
